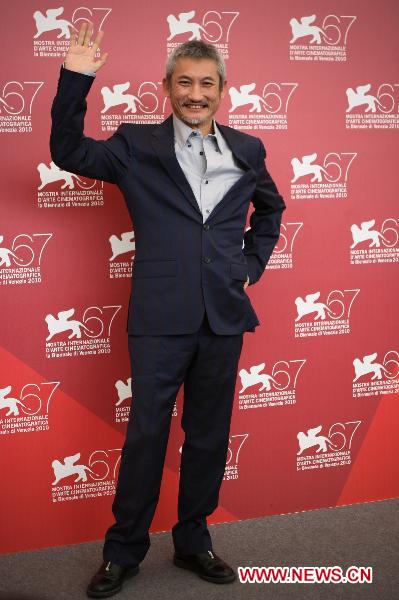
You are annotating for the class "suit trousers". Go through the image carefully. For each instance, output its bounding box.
[102,311,244,568]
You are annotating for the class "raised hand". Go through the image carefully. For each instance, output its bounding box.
[64,21,108,74]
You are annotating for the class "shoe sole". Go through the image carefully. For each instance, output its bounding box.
[86,566,139,598]
[173,556,236,584]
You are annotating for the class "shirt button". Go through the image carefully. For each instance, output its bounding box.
[187,143,192,147]
[199,151,204,155]
[205,209,210,213]
[203,223,210,230]
[203,256,211,264]
[205,180,209,184]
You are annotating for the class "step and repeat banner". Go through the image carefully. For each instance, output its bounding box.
[1,0,398,553]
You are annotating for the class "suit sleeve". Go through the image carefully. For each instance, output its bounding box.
[50,66,131,184]
[243,139,286,285]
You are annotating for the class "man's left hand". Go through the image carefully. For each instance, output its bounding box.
[244,275,249,290]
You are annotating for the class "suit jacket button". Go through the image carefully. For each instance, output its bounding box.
[203,257,211,264]
[203,223,210,230]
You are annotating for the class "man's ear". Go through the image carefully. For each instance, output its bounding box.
[162,77,170,96]
[220,79,227,99]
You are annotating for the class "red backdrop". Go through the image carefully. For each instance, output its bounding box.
[1,0,398,554]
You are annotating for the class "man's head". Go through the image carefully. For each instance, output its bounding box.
[163,41,227,133]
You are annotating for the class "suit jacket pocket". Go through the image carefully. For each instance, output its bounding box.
[230,262,248,281]
[133,259,177,278]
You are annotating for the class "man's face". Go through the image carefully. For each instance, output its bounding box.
[163,57,226,131]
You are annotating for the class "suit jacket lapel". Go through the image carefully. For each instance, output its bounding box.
[151,115,255,222]
[205,121,255,221]
[151,115,201,217]
[215,122,253,172]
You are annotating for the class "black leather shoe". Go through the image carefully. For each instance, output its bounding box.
[173,550,236,583]
[86,561,139,598]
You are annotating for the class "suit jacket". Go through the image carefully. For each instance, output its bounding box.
[50,67,286,335]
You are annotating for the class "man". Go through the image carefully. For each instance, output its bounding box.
[50,21,286,598]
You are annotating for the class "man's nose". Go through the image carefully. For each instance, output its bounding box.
[188,84,203,101]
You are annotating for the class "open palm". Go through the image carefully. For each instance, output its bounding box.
[64,21,108,74]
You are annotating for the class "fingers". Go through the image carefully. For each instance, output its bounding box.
[72,20,107,69]
[83,21,93,47]
[77,22,87,45]
[76,20,93,46]
[67,21,78,49]
[94,52,108,70]
[91,30,104,54]
[67,31,77,51]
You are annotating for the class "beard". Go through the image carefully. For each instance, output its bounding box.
[181,115,203,125]
[177,100,210,127]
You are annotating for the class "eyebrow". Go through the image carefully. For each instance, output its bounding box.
[177,75,216,82]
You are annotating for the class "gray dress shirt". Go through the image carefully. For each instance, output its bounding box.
[172,114,244,223]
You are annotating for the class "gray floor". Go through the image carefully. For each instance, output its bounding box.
[1,498,397,600]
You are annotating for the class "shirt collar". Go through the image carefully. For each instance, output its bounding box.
[173,113,224,153]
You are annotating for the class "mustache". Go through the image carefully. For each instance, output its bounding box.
[181,101,208,107]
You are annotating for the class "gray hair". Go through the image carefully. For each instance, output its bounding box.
[165,41,226,90]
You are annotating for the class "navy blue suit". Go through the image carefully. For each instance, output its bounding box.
[50,66,286,566]
[51,67,286,336]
